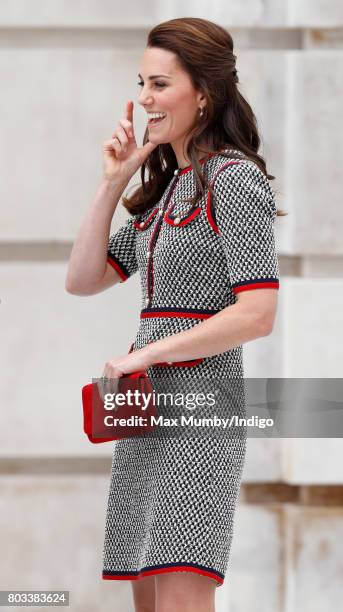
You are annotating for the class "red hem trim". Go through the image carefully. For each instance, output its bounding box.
[140,310,214,320]
[102,565,223,585]
[233,281,279,294]
[107,256,128,281]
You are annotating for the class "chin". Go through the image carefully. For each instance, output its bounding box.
[148,135,167,145]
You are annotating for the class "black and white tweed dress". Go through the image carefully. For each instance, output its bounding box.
[102,148,280,587]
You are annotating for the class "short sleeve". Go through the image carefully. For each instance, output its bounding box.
[107,215,138,283]
[213,161,280,294]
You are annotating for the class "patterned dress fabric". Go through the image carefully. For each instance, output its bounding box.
[102,148,280,587]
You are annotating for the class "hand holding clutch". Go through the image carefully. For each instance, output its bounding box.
[82,371,157,443]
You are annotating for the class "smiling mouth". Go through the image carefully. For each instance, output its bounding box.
[148,115,166,126]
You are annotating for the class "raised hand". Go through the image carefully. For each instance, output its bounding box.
[102,100,158,182]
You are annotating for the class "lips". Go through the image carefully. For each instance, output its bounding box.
[148,115,166,126]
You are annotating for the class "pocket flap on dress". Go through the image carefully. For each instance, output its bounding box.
[163,206,202,228]
[134,207,159,231]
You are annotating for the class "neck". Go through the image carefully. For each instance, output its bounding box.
[171,139,209,170]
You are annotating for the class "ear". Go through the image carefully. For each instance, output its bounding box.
[196,90,207,106]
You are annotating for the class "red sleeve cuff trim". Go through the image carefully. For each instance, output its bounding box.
[233,280,279,294]
[107,255,128,282]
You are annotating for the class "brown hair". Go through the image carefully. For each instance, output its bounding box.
[122,17,287,217]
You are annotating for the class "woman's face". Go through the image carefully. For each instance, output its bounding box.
[137,46,205,148]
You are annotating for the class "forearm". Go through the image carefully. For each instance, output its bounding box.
[147,303,268,364]
[65,176,129,293]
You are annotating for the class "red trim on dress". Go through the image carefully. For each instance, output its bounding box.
[164,206,202,227]
[141,310,214,320]
[178,152,215,175]
[206,190,219,234]
[103,564,224,586]
[134,207,159,231]
[106,256,128,281]
[233,281,279,293]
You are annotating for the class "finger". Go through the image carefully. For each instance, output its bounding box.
[106,374,116,395]
[109,130,128,153]
[100,366,109,397]
[103,137,122,153]
[103,139,114,149]
[119,118,135,140]
[110,121,126,139]
[125,100,133,124]
[97,378,105,402]
[112,378,120,410]
[110,138,123,155]
[108,134,125,152]
[103,369,121,396]
[115,125,129,151]
[104,380,112,402]
[103,139,120,157]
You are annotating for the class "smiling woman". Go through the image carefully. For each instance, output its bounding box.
[65,15,282,612]
[137,73,169,127]
[134,44,211,182]
[100,16,282,612]
[147,112,167,125]
[120,22,287,220]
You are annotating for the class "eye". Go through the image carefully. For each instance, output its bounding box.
[137,81,166,89]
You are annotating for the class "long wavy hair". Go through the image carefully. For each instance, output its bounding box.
[122,17,287,217]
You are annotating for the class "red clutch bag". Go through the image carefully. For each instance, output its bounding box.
[82,371,157,443]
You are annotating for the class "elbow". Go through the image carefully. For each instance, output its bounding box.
[65,266,75,294]
[65,277,73,294]
[65,277,99,296]
[65,281,77,295]
[65,273,76,294]
[258,315,275,337]
[65,276,83,295]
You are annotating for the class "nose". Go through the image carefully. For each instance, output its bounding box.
[137,87,153,108]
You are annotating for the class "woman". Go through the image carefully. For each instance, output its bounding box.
[66,17,282,612]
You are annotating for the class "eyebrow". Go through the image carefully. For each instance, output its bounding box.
[137,73,172,80]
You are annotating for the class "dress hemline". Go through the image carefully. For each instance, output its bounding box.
[102,562,224,586]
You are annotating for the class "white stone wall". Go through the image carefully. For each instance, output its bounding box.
[1,2,342,611]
